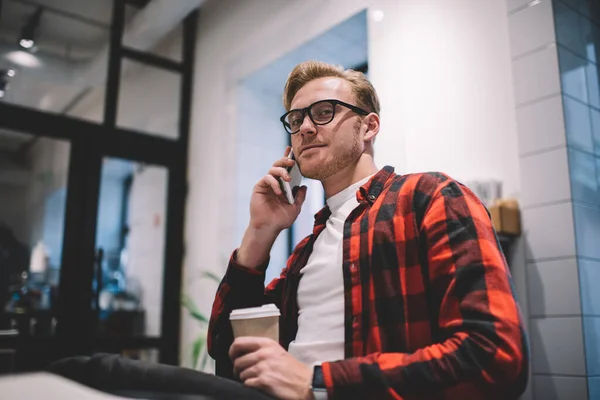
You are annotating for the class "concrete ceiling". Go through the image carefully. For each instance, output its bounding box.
[243,10,368,98]
[0,0,203,114]
[0,0,113,58]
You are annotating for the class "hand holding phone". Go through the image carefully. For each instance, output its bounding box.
[278,150,303,205]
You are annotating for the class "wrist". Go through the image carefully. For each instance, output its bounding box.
[237,225,280,268]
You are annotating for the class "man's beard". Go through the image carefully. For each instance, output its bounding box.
[300,121,362,181]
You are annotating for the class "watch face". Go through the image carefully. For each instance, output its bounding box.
[312,365,325,389]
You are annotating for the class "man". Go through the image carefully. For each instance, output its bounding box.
[207,60,529,400]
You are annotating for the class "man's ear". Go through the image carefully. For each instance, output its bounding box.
[362,113,380,142]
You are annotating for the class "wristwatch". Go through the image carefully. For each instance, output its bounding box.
[311,365,328,400]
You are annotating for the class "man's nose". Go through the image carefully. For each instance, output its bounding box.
[299,114,316,136]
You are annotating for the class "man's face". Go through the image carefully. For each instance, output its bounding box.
[289,77,365,181]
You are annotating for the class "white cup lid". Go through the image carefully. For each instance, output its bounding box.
[230,304,280,320]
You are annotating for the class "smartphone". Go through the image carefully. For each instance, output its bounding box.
[278,150,303,205]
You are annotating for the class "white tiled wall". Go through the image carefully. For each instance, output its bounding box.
[519,148,571,207]
[522,201,577,260]
[507,0,537,13]
[512,44,561,106]
[516,95,566,156]
[507,0,593,397]
[533,375,589,400]
[526,258,581,316]
[509,0,555,58]
[530,316,586,375]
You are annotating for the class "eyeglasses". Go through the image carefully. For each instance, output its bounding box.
[279,99,369,134]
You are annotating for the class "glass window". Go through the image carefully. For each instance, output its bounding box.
[117,60,181,139]
[0,129,70,337]
[95,157,168,338]
[122,14,183,63]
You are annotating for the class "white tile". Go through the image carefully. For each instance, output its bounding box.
[523,202,576,260]
[530,317,586,375]
[584,317,600,376]
[527,258,581,316]
[517,95,566,155]
[509,0,555,58]
[520,148,571,207]
[573,202,600,260]
[553,1,587,59]
[563,96,594,152]
[507,0,533,13]
[513,45,561,105]
[579,258,600,315]
[592,108,600,156]
[533,375,588,400]
[558,46,589,104]
[568,148,599,206]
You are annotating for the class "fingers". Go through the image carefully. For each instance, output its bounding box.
[229,336,273,361]
[243,377,265,391]
[273,156,295,170]
[268,166,291,182]
[234,351,267,378]
[257,174,283,196]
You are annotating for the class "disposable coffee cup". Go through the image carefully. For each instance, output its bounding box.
[230,304,280,341]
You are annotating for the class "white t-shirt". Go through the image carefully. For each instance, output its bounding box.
[288,175,372,366]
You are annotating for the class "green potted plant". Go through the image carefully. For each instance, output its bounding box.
[181,271,221,371]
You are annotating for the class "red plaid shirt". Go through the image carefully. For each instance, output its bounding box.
[208,166,529,399]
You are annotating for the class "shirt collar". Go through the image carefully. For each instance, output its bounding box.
[357,165,396,204]
[313,165,396,224]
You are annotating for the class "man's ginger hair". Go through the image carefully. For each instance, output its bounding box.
[283,61,380,115]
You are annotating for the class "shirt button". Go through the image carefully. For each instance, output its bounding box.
[350,263,356,271]
[352,316,358,326]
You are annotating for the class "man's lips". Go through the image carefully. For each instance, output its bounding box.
[300,144,326,155]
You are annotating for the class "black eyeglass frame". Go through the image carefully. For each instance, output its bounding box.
[279,99,370,134]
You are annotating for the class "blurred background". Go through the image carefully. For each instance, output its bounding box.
[0,0,598,399]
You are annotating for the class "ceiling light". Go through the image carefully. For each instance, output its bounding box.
[18,7,43,52]
[372,9,384,22]
[0,90,5,99]
[6,69,16,77]
[19,39,35,50]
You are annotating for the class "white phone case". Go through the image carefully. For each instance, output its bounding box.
[279,151,303,204]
